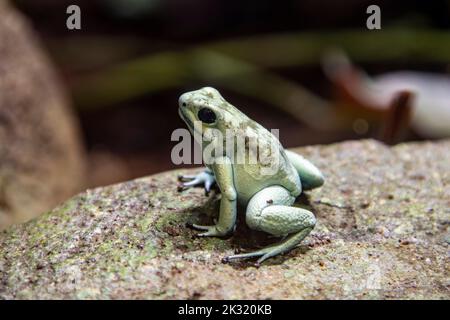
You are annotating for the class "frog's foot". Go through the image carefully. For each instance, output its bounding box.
[177,170,215,195]
[222,226,313,266]
[186,222,230,237]
[223,185,316,265]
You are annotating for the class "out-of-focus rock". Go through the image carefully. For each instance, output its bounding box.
[0,139,449,299]
[0,2,86,229]
[324,50,450,139]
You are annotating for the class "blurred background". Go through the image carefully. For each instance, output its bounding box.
[9,0,450,187]
[14,0,450,186]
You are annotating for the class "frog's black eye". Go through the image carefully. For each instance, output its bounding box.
[197,108,216,124]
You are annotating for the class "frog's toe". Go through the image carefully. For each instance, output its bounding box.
[185,222,212,232]
[178,174,197,182]
[191,223,212,231]
[197,230,217,237]
[223,249,267,261]
[197,228,220,237]
[176,171,216,194]
[204,179,213,195]
[182,178,202,188]
[256,252,276,265]
[177,177,204,192]
[192,224,229,237]
[222,249,280,265]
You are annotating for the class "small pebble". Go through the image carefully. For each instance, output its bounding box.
[400,237,418,245]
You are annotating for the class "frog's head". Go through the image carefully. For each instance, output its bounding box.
[178,87,248,138]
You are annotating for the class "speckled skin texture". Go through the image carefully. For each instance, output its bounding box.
[0,139,449,299]
[178,87,303,202]
[178,88,322,262]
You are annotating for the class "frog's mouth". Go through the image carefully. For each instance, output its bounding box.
[179,107,198,136]
[179,108,207,145]
[179,108,192,128]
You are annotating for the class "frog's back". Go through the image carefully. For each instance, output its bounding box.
[231,125,301,204]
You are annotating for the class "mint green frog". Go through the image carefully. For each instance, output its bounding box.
[177,87,324,264]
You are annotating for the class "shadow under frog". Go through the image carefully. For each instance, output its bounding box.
[181,188,315,268]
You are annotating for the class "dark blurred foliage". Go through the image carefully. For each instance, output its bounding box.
[14,0,450,36]
[12,0,450,186]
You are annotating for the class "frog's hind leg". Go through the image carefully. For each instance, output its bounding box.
[223,186,316,265]
[285,150,324,190]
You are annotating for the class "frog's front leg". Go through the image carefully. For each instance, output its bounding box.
[190,156,237,237]
[223,185,316,265]
[177,168,215,195]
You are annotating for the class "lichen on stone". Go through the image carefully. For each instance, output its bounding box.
[0,139,449,299]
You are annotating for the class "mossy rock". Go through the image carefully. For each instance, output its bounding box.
[0,139,449,299]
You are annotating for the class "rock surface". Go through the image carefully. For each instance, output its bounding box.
[0,2,86,229]
[0,139,449,299]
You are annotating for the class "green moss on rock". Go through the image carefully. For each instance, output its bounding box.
[0,139,449,299]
